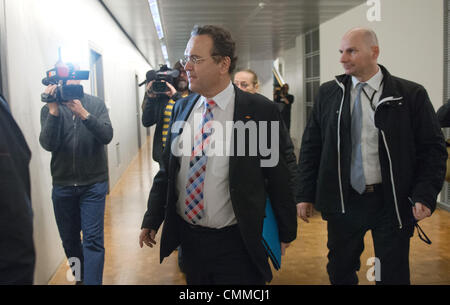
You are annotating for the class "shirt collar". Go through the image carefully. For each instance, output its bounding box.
[195,81,234,110]
[352,66,384,92]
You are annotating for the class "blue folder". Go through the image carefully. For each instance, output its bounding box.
[262,198,281,270]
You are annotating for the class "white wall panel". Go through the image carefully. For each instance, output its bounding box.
[320,0,444,110]
[4,0,151,284]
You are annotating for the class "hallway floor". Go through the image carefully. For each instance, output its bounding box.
[49,138,450,285]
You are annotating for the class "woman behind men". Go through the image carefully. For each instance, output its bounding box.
[233,69,259,94]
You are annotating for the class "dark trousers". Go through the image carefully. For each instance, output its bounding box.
[323,186,414,285]
[180,220,265,285]
[52,181,108,285]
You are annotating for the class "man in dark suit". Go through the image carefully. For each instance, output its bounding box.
[0,94,35,284]
[139,25,297,285]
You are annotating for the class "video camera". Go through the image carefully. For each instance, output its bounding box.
[139,64,179,94]
[41,52,89,103]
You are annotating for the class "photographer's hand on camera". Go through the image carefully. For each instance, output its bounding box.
[63,99,90,120]
[164,81,177,98]
[146,80,177,99]
[145,81,156,98]
[42,85,59,116]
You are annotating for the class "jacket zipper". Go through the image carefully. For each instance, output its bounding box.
[375,97,404,229]
[73,117,78,187]
[334,80,403,228]
[335,79,346,214]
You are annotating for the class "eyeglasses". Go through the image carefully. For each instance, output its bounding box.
[179,55,219,67]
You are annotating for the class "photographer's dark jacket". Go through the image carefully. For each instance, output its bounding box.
[297,65,447,228]
[39,94,113,186]
[142,92,187,163]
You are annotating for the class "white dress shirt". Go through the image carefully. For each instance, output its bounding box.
[350,67,384,185]
[176,81,237,228]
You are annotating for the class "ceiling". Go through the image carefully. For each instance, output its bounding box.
[100,0,365,69]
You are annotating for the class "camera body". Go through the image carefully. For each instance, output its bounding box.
[140,65,180,94]
[41,62,90,103]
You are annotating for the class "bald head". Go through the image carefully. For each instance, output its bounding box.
[339,28,380,82]
[344,27,379,48]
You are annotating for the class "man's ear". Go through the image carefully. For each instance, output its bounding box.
[220,56,231,74]
[372,45,380,60]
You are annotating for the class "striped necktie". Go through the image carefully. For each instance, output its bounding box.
[184,99,216,224]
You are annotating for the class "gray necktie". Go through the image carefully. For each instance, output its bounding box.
[350,83,366,194]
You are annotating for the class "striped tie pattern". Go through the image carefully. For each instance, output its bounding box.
[162,99,176,148]
[184,99,216,223]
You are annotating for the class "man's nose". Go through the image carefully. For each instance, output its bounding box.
[184,61,194,71]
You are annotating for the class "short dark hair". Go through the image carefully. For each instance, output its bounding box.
[190,25,238,74]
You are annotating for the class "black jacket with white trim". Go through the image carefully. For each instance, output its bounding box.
[297,65,447,228]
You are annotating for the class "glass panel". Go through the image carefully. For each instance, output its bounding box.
[306,57,312,78]
[312,29,320,52]
[305,32,312,54]
[312,54,320,78]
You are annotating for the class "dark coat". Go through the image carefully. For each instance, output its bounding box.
[142,92,190,163]
[0,94,35,284]
[297,65,447,228]
[141,94,171,163]
[141,86,297,282]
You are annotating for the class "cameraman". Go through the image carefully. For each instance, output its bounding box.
[39,75,113,285]
[274,83,294,131]
[141,63,191,163]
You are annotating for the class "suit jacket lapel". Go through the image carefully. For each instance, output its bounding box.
[170,94,200,170]
[229,86,255,182]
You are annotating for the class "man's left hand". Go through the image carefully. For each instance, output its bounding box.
[64,100,90,120]
[412,202,431,221]
[281,242,290,256]
[164,81,177,98]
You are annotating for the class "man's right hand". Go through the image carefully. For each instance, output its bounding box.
[139,228,157,248]
[43,85,59,116]
[297,202,314,223]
